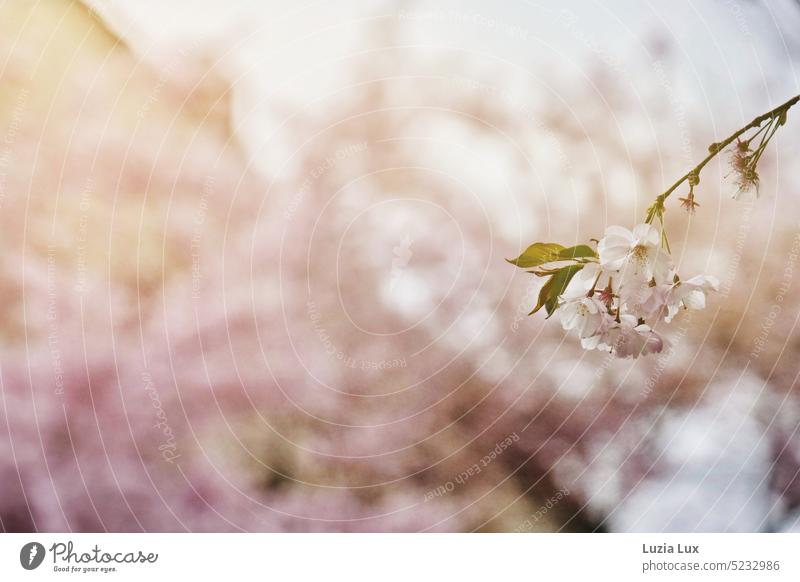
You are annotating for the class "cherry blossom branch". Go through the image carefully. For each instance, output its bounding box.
[509,94,800,359]
[646,93,800,222]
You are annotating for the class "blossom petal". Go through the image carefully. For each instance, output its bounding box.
[604,225,635,241]
[632,222,660,245]
[683,289,706,310]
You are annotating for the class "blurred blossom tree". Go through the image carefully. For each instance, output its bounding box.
[4,0,800,535]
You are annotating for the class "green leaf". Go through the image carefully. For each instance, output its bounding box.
[507,243,564,268]
[557,244,597,261]
[530,264,584,317]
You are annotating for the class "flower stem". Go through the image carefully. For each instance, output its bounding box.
[651,93,800,211]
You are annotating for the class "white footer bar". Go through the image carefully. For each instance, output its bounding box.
[1,533,798,581]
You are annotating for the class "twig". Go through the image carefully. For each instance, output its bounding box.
[647,93,800,215]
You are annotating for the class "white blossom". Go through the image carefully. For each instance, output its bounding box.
[561,262,612,301]
[606,315,665,358]
[598,223,673,288]
[623,281,672,321]
[559,296,610,340]
[519,224,718,358]
[663,274,720,322]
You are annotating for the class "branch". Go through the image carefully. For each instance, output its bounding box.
[647,93,800,218]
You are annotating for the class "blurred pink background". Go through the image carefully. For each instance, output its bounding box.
[2,0,800,532]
